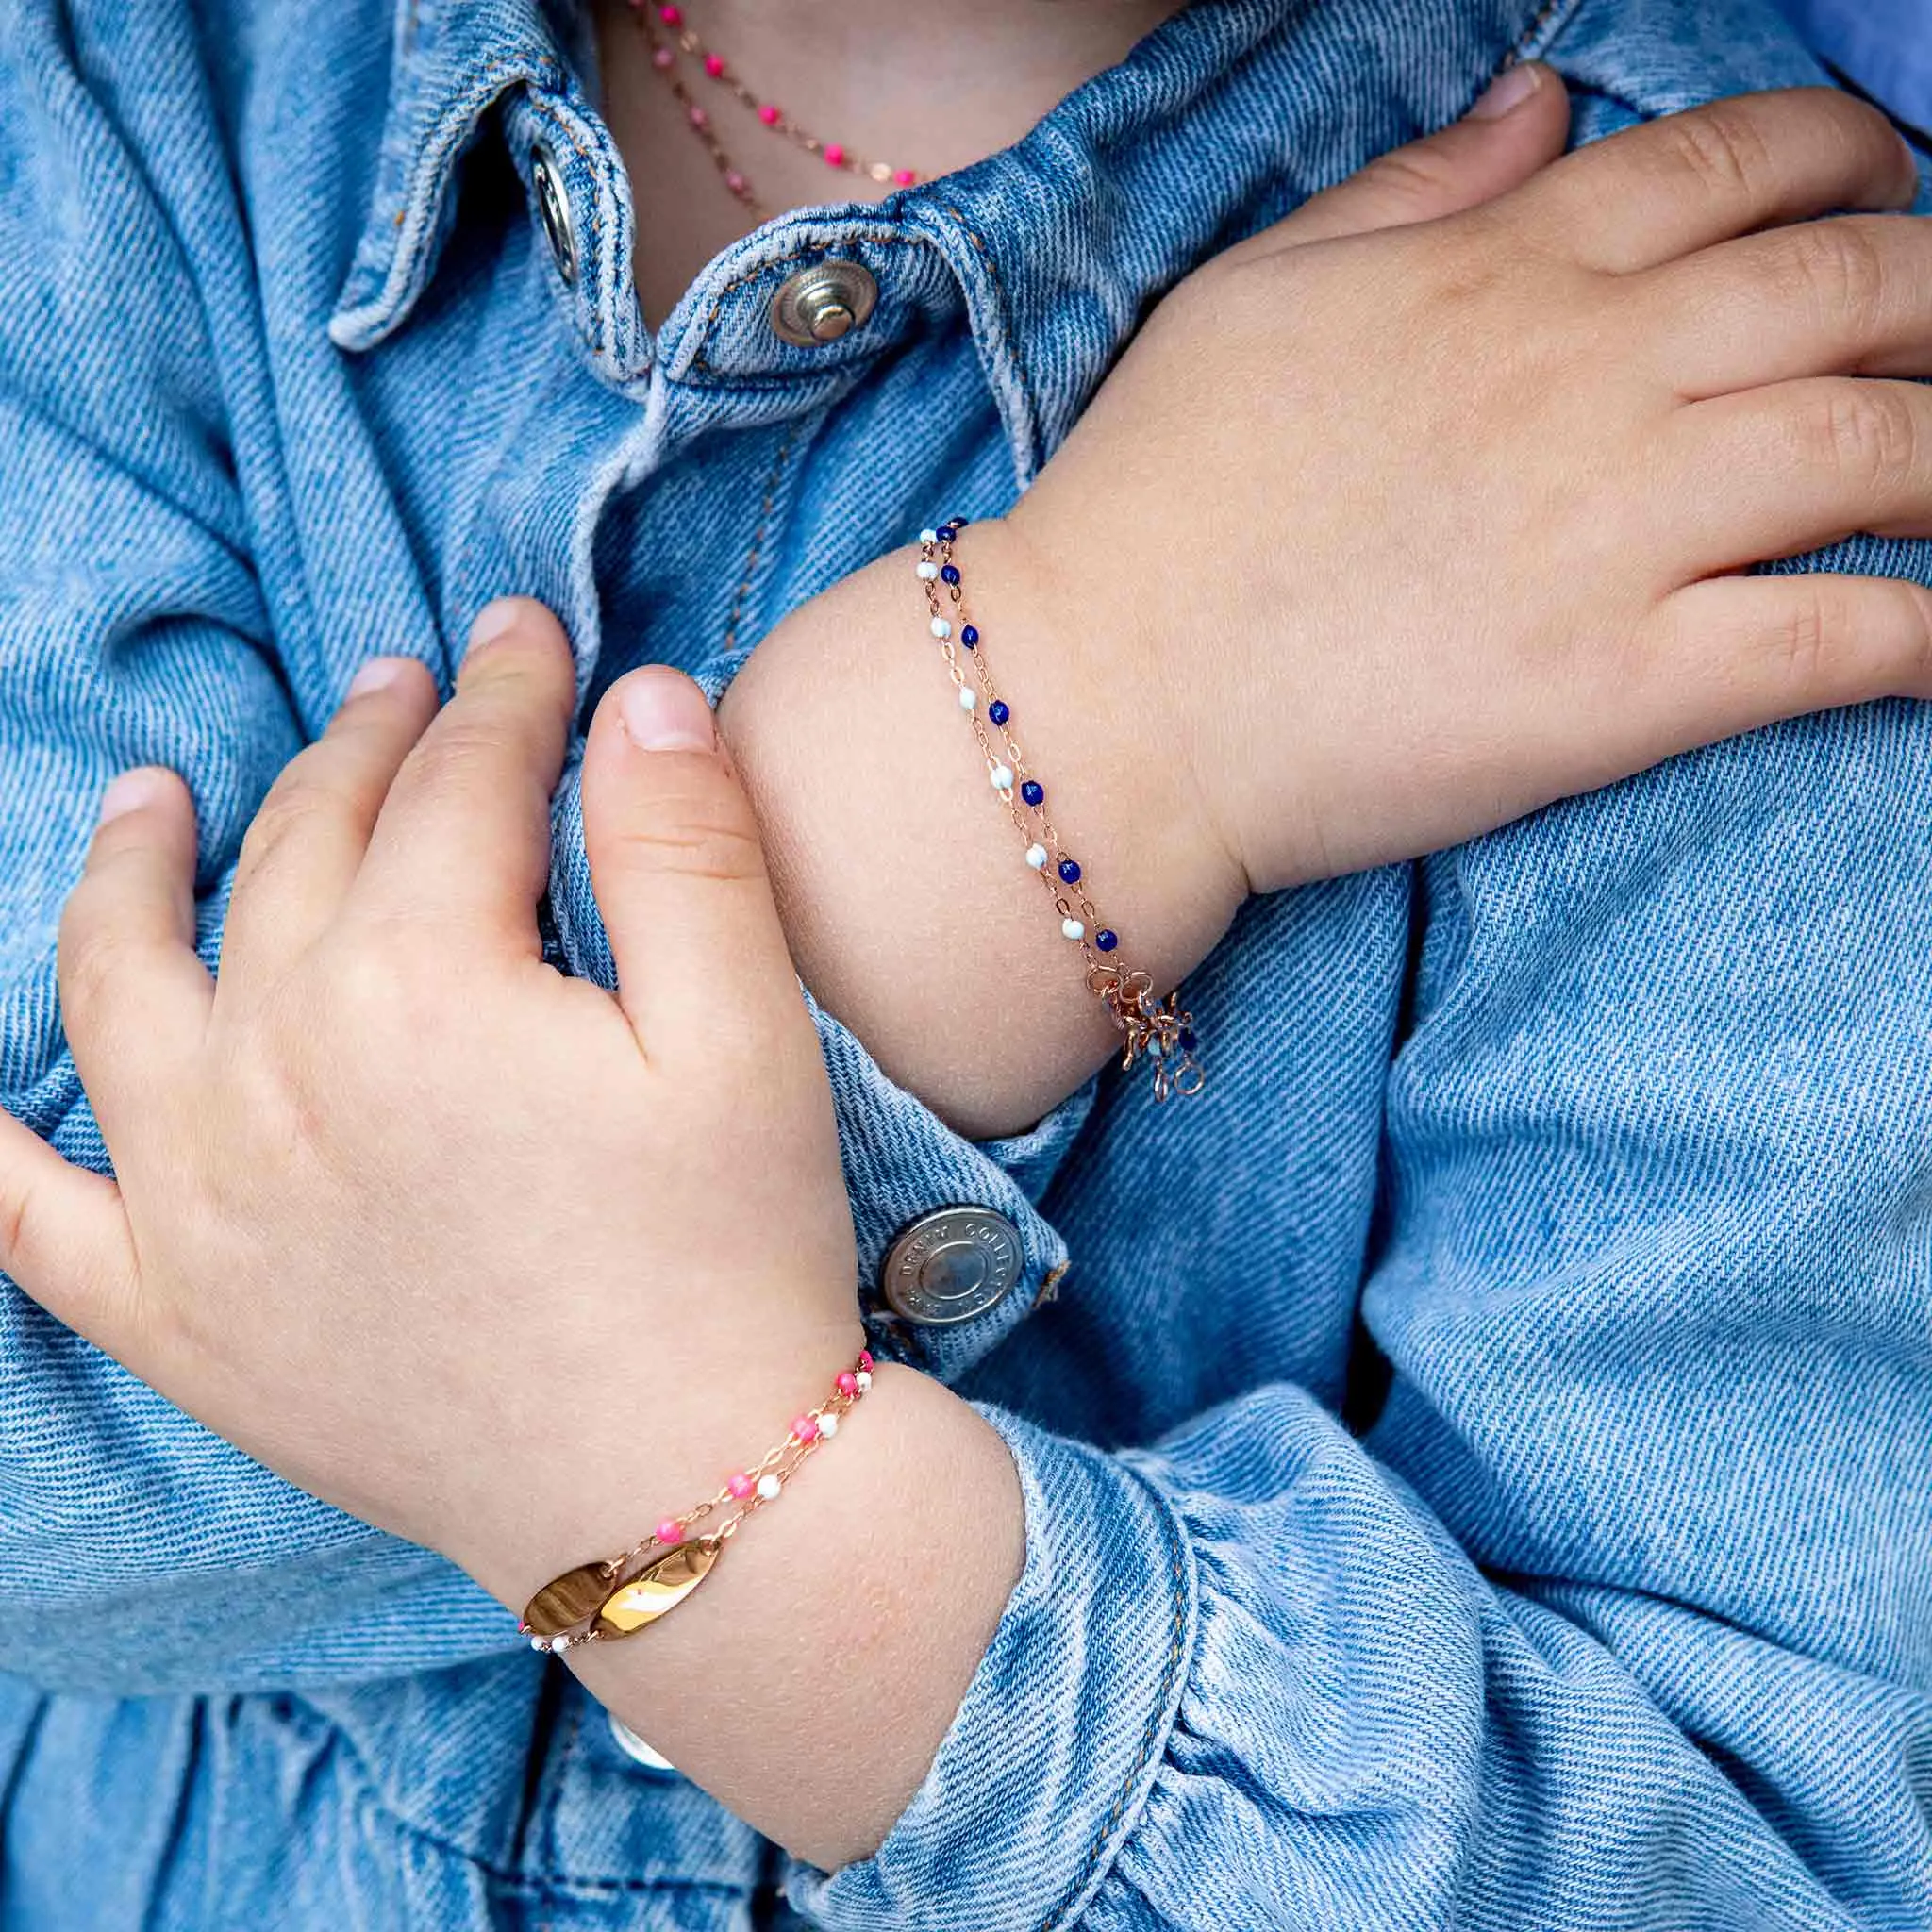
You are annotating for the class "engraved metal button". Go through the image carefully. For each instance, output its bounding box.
[880,1207,1025,1326]
[608,1712,677,1774]
[530,144,577,287]
[769,259,878,346]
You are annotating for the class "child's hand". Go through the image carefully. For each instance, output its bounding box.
[1008,83,1932,893]
[0,611,862,1604]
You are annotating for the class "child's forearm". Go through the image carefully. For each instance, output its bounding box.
[720,516,1246,1140]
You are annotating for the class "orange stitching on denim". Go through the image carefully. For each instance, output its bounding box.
[723,431,796,654]
[945,208,1043,455]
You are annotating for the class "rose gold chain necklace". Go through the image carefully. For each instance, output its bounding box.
[628,2,921,220]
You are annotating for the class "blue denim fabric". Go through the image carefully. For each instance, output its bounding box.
[1779,0,1932,135]
[1,0,1929,1925]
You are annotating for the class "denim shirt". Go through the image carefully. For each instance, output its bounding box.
[2,0,1930,1926]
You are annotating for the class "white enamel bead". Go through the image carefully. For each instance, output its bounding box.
[958,687,977,711]
[931,617,951,640]
[818,1410,841,1438]
[529,1635,548,1652]
[920,528,938,545]
[855,1370,873,1391]
[991,764,1014,791]
[916,560,940,580]
[1025,843,1049,870]
[757,1474,783,1502]
[1062,918,1086,942]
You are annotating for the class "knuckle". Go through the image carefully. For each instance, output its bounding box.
[1785,219,1890,324]
[237,774,348,872]
[1812,383,1922,494]
[58,914,132,1019]
[1661,101,1774,201]
[1765,587,1834,690]
[1356,145,1459,211]
[612,799,766,887]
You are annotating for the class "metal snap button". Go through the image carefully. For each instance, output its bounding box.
[530,144,577,287]
[608,1711,676,1774]
[769,259,878,347]
[880,1207,1025,1326]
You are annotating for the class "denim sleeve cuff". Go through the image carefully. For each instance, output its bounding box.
[545,745,1095,1374]
[788,1405,1197,1932]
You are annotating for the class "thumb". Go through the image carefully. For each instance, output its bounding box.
[1268,62,1570,248]
[580,666,803,1059]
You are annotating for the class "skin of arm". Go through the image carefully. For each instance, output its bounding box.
[7,87,1932,1876]
[724,82,1932,1138]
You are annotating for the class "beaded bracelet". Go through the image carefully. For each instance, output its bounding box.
[918,520,1205,1101]
[519,1351,874,1654]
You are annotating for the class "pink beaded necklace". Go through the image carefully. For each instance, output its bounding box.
[629,2,921,219]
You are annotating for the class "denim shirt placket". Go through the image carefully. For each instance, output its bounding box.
[330,0,1098,1392]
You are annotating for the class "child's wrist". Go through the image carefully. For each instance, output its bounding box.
[721,511,1246,1137]
[460,1316,869,1616]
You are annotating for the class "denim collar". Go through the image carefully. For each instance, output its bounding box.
[330,0,1573,475]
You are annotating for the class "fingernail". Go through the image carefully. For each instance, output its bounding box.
[1470,62,1541,118]
[619,669,717,753]
[348,657,415,698]
[98,768,175,824]
[469,599,526,654]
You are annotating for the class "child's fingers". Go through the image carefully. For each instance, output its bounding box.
[1252,62,1570,251]
[1670,378,1932,570]
[579,667,808,1066]
[353,602,575,946]
[1644,214,1932,401]
[224,658,440,981]
[1517,89,1918,275]
[0,1109,140,1352]
[58,768,212,1144]
[1638,575,1932,755]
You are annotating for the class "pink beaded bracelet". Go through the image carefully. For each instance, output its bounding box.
[519,1350,874,1654]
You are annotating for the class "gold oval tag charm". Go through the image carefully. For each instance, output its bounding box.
[596,1538,722,1639]
[523,1561,620,1640]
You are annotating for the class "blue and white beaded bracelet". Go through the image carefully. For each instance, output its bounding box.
[917,519,1204,1101]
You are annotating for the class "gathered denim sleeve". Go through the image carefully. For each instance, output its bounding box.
[793,528,1932,1929]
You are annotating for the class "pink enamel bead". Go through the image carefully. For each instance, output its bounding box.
[858,1350,874,1374]
[688,105,708,128]
[836,1371,858,1396]
[758,103,781,125]
[651,46,675,69]
[726,1471,756,1499]
[704,54,725,77]
[894,169,917,187]
[655,1518,685,1545]
[792,1414,820,1442]
[824,143,846,168]
[658,4,683,23]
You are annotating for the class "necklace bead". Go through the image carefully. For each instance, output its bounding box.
[633,5,922,215]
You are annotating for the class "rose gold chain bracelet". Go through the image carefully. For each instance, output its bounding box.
[918,519,1206,1100]
[519,1350,874,1654]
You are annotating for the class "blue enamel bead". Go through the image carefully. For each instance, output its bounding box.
[941,564,960,585]
[1058,857,1082,885]
[1178,1026,1198,1052]
[989,700,1009,726]
[1095,929,1119,953]
[1020,780,1044,807]
[961,625,979,648]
